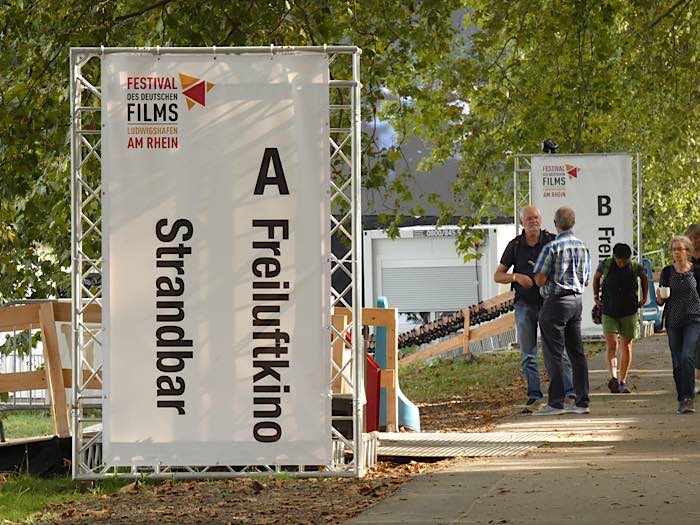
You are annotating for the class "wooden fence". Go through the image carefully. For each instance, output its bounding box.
[0,301,101,438]
[399,291,516,367]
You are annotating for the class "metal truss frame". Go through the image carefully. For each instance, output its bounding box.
[513,153,642,259]
[70,46,365,479]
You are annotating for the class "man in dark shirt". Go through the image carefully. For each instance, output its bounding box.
[495,206,574,411]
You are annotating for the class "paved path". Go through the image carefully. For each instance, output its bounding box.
[348,335,700,524]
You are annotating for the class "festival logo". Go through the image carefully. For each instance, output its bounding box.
[540,163,582,197]
[124,73,216,150]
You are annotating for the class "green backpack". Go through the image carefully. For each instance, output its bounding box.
[600,257,643,281]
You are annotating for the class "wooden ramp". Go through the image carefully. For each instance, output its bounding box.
[376,431,557,459]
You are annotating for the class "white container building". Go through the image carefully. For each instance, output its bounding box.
[362,224,516,331]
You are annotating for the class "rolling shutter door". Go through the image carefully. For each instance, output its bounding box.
[381,265,480,312]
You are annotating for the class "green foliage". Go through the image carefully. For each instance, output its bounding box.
[0,330,41,357]
[1,1,698,295]
[0,0,465,298]
[0,331,40,401]
[433,0,700,255]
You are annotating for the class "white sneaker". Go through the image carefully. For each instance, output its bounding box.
[565,405,590,414]
[532,404,564,416]
[681,398,695,414]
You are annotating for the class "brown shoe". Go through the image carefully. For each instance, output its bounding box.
[608,377,619,393]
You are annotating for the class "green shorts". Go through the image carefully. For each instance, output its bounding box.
[602,313,639,340]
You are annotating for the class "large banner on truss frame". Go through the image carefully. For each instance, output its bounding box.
[530,154,633,334]
[102,54,331,466]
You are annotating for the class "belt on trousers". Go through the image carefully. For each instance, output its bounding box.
[555,290,580,297]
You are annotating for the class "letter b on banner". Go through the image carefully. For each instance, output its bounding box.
[598,195,611,216]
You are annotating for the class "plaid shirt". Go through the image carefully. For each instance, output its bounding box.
[533,230,591,298]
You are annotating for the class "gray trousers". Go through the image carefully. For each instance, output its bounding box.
[538,295,590,409]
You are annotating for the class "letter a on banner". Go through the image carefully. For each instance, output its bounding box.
[255,148,290,195]
[102,54,331,466]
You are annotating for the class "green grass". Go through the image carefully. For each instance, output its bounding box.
[0,475,130,523]
[0,475,83,523]
[399,352,522,402]
[399,342,606,402]
[1,411,54,440]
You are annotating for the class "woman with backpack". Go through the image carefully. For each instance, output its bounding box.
[657,235,700,414]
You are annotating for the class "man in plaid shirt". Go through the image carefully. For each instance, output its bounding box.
[532,206,592,415]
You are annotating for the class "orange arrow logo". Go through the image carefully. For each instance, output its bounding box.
[179,73,215,109]
[565,164,580,179]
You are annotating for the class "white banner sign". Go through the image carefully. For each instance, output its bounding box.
[102,54,331,466]
[530,154,633,334]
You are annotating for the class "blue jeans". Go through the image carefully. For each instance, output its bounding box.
[667,322,700,402]
[515,301,574,400]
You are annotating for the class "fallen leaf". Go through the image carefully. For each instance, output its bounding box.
[119,480,141,493]
[83,508,111,520]
[359,484,375,496]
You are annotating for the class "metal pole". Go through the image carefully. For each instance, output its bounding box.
[72,45,360,56]
[350,49,365,476]
[636,152,642,261]
[69,48,80,479]
[513,156,518,230]
[527,160,532,207]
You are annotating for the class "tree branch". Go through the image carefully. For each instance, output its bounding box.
[259,1,294,43]
[647,0,692,30]
[115,0,173,22]
[291,0,318,45]
[486,36,517,73]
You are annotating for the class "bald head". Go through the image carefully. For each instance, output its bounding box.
[554,206,575,231]
[519,206,542,234]
[519,205,541,221]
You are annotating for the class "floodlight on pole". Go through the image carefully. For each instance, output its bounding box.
[542,139,559,154]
